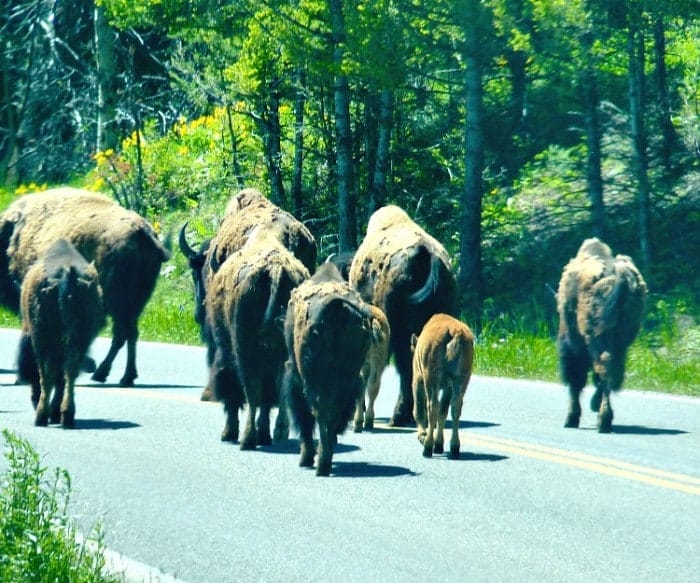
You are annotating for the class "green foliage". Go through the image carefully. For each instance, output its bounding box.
[0,430,116,582]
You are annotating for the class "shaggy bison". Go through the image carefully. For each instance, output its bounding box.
[353,304,390,432]
[179,188,317,400]
[349,205,458,426]
[206,227,310,448]
[556,238,647,433]
[283,262,378,476]
[0,188,170,387]
[20,239,105,428]
[411,314,474,459]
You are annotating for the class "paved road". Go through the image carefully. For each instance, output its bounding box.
[0,328,698,582]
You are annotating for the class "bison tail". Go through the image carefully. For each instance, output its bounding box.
[407,246,439,304]
[601,261,638,326]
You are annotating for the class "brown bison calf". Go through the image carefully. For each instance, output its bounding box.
[353,304,390,432]
[556,238,647,433]
[21,239,104,428]
[283,262,377,476]
[411,314,474,459]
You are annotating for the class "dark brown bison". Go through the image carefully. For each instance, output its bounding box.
[411,313,474,459]
[179,188,317,400]
[283,262,378,476]
[556,238,647,433]
[349,205,458,427]
[353,304,390,432]
[206,227,310,448]
[20,239,105,428]
[0,188,170,387]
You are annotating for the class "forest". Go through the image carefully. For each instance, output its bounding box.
[2,0,699,331]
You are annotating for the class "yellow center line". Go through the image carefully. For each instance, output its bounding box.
[461,432,700,496]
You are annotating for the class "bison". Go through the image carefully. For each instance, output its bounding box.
[206,227,310,448]
[556,238,647,433]
[411,314,474,459]
[179,188,317,400]
[20,239,105,428]
[353,304,390,432]
[0,188,170,387]
[349,205,458,427]
[283,262,378,476]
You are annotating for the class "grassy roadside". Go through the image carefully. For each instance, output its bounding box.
[0,430,119,582]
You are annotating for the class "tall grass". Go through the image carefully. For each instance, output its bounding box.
[0,430,118,582]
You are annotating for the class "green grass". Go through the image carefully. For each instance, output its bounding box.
[0,430,119,582]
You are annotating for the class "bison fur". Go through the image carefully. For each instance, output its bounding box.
[0,188,170,387]
[353,304,390,432]
[349,205,458,427]
[206,227,310,448]
[20,239,105,428]
[411,314,474,459]
[556,238,647,433]
[283,262,376,476]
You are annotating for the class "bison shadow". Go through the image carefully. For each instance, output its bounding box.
[330,461,418,478]
[71,418,141,430]
[250,440,361,456]
[79,382,203,390]
[583,424,688,436]
[449,451,508,462]
[446,420,500,430]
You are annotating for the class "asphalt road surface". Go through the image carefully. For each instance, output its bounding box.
[0,327,698,583]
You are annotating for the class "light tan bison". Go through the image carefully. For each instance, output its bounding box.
[349,205,458,427]
[353,304,391,432]
[556,238,647,433]
[411,314,474,459]
[20,239,105,428]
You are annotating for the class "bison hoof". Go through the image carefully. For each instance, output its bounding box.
[240,438,257,450]
[364,419,374,430]
[448,447,460,460]
[257,433,272,447]
[564,414,580,428]
[220,430,238,443]
[597,418,613,433]
[61,415,75,429]
[353,424,363,433]
[422,447,433,458]
[35,415,49,427]
[91,370,108,383]
[81,356,97,374]
[434,443,444,455]
[200,387,216,402]
[119,375,135,388]
[316,462,332,477]
[389,412,415,427]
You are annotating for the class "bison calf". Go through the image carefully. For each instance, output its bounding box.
[556,238,647,433]
[353,304,390,432]
[21,239,104,428]
[283,262,376,476]
[411,314,474,459]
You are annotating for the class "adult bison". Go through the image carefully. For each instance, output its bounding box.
[20,239,105,428]
[0,188,170,386]
[556,238,647,433]
[349,205,458,426]
[178,188,317,400]
[411,313,474,459]
[206,227,310,448]
[283,262,378,476]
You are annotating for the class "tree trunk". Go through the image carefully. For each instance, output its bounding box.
[581,29,605,240]
[369,88,393,215]
[292,67,306,217]
[94,5,118,153]
[330,0,356,252]
[458,0,485,318]
[653,13,677,175]
[265,90,285,207]
[627,0,651,272]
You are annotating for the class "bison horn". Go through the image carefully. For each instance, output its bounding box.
[178,223,196,260]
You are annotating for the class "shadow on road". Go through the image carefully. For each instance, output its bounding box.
[610,424,688,436]
[456,451,509,462]
[331,461,418,478]
[447,419,501,430]
[72,418,141,430]
[78,383,202,390]
[255,440,361,456]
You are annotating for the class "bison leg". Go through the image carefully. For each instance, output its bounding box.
[448,386,465,460]
[434,388,451,455]
[412,374,428,447]
[255,402,273,447]
[422,395,439,458]
[365,375,381,430]
[92,333,124,383]
[592,373,614,433]
[353,393,366,433]
[390,338,415,427]
[240,403,257,450]
[273,404,289,443]
[34,364,56,427]
[559,339,588,428]
[316,424,336,477]
[283,362,315,468]
[48,371,64,424]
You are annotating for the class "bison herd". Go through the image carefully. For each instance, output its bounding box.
[0,187,647,475]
